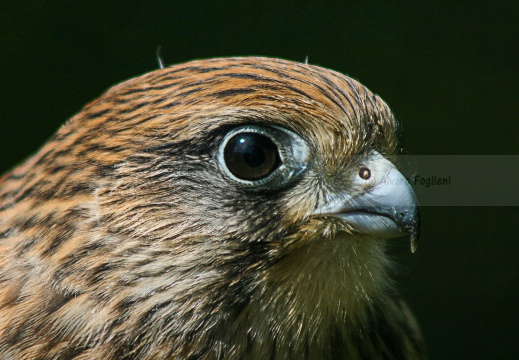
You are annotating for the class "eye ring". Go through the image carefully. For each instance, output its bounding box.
[217,125,308,187]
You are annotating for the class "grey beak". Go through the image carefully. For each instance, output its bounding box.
[314,153,421,252]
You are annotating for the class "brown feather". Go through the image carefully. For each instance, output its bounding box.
[0,57,425,359]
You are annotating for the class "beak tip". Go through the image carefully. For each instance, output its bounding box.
[409,209,421,253]
[410,236,419,253]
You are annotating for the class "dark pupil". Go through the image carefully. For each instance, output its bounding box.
[224,132,281,181]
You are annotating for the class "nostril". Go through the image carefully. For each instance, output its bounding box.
[359,167,371,180]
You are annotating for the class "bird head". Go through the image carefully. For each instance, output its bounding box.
[0,57,420,357]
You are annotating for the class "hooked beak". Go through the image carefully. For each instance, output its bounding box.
[313,152,421,253]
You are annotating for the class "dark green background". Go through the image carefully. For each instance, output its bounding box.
[1,1,517,359]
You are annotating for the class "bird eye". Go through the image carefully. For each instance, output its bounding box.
[223,132,281,181]
[218,125,308,187]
